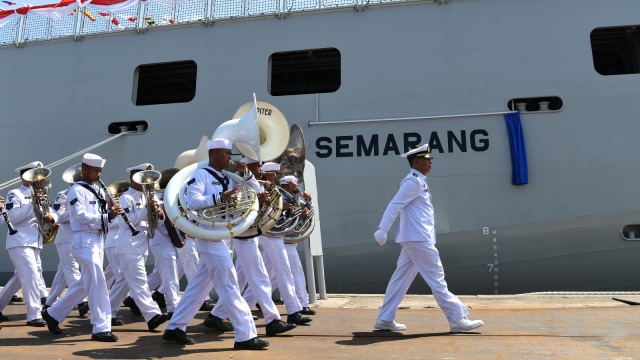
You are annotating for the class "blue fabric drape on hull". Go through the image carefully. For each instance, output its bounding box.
[504,112,528,185]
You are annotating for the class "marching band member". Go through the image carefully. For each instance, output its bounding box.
[0,161,55,327]
[279,176,316,316]
[148,189,181,316]
[109,163,169,330]
[246,163,312,326]
[162,138,268,350]
[373,144,484,333]
[44,176,88,318]
[208,157,297,336]
[42,153,120,342]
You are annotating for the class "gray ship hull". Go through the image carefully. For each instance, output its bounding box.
[1,0,639,294]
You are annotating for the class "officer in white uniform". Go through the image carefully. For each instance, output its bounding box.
[248,164,312,326]
[110,163,169,330]
[210,157,297,336]
[162,138,268,350]
[373,144,484,333]
[0,161,55,326]
[42,153,120,342]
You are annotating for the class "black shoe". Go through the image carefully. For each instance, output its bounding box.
[111,318,124,326]
[0,312,7,322]
[202,314,233,332]
[163,328,195,345]
[265,319,296,336]
[41,309,62,335]
[40,297,47,306]
[152,291,167,309]
[286,311,313,325]
[147,313,169,331]
[300,307,316,315]
[234,337,269,350]
[78,302,89,317]
[27,318,46,327]
[199,300,214,312]
[123,296,142,316]
[10,295,22,303]
[91,331,118,342]
[167,312,173,319]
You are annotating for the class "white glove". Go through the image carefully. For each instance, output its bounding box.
[374,229,387,246]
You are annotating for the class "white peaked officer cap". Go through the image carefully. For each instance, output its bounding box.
[207,138,233,150]
[15,161,43,174]
[262,162,280,172]
[240,157,258,165]
[82,153,106,168]
[280,175,298,185]
[127,163,154,174]
[400,144,433,159]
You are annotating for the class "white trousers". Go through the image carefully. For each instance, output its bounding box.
[0,271,19,312]
[285,242,310,307]
[46,242,81,306]
[149,242,181,312]
[377,241,468,324]
[118,253,161,322]
[176,239,198,282]
[216,238,280,324]
[166,240,256,342]
[48,233,111,333]
[6,247,42,321]
[106,247,130,317]
[245,236,302,315]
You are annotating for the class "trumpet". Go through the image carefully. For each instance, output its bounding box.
[97,178,140,236]
[22,166,58,244]
[131,170,162,239]
[0,199,17,235]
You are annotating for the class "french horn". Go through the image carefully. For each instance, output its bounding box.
[22,165,59,244]
[131,169,162,239]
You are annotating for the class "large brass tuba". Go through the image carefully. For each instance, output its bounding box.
[22,166,59,244]
[131,169,162,239]
[155,168,187,248]
[165,94,276,241]
[270,124,316,244]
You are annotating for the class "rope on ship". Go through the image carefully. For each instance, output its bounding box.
[0,132,132,191]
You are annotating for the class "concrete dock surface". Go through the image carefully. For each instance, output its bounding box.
[1,292,640,359]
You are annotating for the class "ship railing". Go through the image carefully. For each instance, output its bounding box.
[0,0,433,48]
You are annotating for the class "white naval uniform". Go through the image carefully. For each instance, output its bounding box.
[46,181,112,334]
[285,241,310,308]
[107,215,131,317]
[102,220,120,289]
[165,165,256,343]
[0,185,56,322]
[112,187,162,323]
[148,192,180,313]
[46,188,81,306]
[213,174,282,324]
[377,170,468,324]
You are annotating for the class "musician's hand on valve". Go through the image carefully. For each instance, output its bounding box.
[302,191,312,201]
[43,212,54,224]
[221,185,240,202]
[300,207,309,219]
[374,228,387,246]
[258,191,269,204]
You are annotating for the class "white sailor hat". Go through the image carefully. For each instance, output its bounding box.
[207,138,233,150]
[240,157,259,165]
[82,153,106,168]
[280,175,298,185]
[262,162,280,172]
[127,163,154,174]
[15,161,43,174]
[401,144,433,159]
